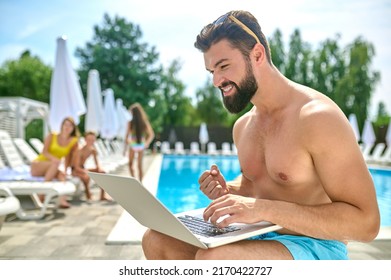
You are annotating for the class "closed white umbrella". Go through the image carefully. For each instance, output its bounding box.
[362,119,376,145]
[168,128,177,145]
[100,89,118,140]
[85,69,103,135]
[49,36,86,132]
[348,113,360,142]
[199,122,209,153]
[386,122,391,145]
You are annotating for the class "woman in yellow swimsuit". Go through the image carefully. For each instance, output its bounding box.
[30,117,80,208]
[124,103,154,181]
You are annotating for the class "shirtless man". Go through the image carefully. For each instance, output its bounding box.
[142,10,380,260]
[72,131,111,201]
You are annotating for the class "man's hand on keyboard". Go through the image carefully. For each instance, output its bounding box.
[203,194,260,228]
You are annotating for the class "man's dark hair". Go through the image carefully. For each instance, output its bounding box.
[194,10,272,64]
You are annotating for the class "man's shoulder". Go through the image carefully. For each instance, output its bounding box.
[82,145,96,153]
[298,88,344,123]
[232,107,255,130]
[298,93,352,146]
[236,106,256,121]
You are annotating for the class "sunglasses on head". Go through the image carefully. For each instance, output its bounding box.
[213,13,260,44]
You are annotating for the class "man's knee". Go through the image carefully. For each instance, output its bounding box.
[142,229,199,260]
[142,229,164,259]
[141,229,154,252]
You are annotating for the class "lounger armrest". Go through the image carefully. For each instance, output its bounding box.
[0,186,20,217]
[0,185,14,197]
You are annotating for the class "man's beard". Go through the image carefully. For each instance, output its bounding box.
[221,64,258,114]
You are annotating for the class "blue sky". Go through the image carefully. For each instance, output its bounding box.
[0,0,390,118]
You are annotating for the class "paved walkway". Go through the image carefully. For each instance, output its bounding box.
[0,158,149,260]
[0,154,390,260]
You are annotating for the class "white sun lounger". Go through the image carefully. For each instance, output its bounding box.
[377,145,391,165]
[0,180,75,220]
[0,137,77,220]
[13,138,39,164]
[189,142,201,155]
[29,137,44,154]
[366,143,385,163]
[160,141,171,154]
[221,142,232,155]
[362,143,375,162]
[0,185,20,229]
[174,141,186,155]
[207,142,219,155]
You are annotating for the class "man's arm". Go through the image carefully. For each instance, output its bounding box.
[92,148,102,170]
[206,101,380,242]
[262,102,380,242]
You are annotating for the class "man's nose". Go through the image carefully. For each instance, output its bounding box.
[212,73,224,88]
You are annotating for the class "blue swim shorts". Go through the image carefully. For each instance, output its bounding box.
[248,232,348,260]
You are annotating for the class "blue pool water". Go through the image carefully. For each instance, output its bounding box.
[370,169,391,226]
[156,155,391,226]
[156,155,241,213]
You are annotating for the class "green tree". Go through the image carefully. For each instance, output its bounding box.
[374,101,390,127]
[335,37,380,131]
[196,77,223,125]
[284,29,311,85]
[311,35,346,101]
[0,50,52,101]
[268,29,285,72]
[0,51,52,140]
[75,13,162,108]
[373,101,390,143]
[150,59,196,131]
[268,31,379,132]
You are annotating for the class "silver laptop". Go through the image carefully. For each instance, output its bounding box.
[89,172,282,249]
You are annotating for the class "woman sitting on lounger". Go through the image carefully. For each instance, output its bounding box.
[30,117,79,208]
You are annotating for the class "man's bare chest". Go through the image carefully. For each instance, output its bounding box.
[236,117,314,187]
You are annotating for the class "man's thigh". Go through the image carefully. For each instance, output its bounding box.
[196,240,293,260]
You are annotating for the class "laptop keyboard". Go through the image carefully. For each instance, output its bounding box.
[178,215,240,237]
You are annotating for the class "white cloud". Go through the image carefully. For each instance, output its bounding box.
[16,17,61,40]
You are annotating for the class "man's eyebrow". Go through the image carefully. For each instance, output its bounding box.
[206,58,229,73]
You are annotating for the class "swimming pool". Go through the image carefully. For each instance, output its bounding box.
[156,155,391,226]
[156,155,241,213]
[370,168,391,226]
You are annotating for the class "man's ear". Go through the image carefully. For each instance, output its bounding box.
[252,43,266,63]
